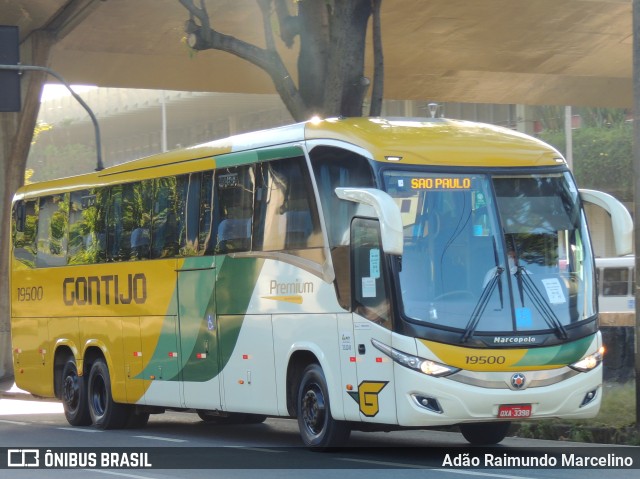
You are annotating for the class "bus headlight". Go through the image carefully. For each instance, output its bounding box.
[371,339,459,377]
[570,347,605,372]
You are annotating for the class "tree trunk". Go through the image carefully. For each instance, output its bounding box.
[179,0,382,122]
[322,0,372,118]
[297,1,330,115]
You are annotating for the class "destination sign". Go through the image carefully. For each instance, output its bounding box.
[411,177,471,190]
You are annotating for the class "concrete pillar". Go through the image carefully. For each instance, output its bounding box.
[515,104,535,135]
[0,30,54,380]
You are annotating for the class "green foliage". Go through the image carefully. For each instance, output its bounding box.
[539,123,633,202]
[514,381,639,444]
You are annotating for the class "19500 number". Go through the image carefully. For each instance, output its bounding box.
[16,286,44,302]
[465,355,506,365]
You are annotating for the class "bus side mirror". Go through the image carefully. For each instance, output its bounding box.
[579,189,633,256]
[335,187,403,256]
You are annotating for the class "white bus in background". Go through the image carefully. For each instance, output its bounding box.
[595,256,635,313]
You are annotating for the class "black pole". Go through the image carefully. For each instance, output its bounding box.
[0,63,104,171]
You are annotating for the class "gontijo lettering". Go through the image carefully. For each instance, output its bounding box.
[411,177,471,189]
[62,273,147,306]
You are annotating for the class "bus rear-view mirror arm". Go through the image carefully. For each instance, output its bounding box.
[335,187,404,256]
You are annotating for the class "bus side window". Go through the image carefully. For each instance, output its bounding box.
[36,194,68,267]
[351,217,392,328]
[129,180,153,260]
[179,173,202,256]
[152,176,181,258]
[200,171,215,255]
[106,185,127,261]
[68,190,89,264]
[253,156,322,253]
[602,267,629,296]
[215,165,254,254]
[309,146,376,310]
[12,199,38,268]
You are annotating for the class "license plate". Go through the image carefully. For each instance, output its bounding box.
[498,404,532,418]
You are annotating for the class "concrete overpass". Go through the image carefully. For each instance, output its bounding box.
[1,0,634,108]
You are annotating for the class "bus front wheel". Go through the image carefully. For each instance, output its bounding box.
[87,358,130,429]
[296,364,350,449]
[61,358,92,426]
[459,421,511,445]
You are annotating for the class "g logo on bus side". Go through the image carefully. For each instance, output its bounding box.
[348,381,388,417]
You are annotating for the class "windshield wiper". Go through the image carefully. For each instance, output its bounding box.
[514,266,568,339]
[461,266,504,343]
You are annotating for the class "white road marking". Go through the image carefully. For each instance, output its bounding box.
[86,470,156,479]
[224,445,285,453]
[57,427,103,433]
[339,458,538,478]
[0,419,29,425]
[133,435,187,443]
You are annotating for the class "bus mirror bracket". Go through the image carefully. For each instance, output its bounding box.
[335,187,403,256]
[579,189,633,256]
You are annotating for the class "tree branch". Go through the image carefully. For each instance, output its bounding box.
[178,0,308,120]
[257,0,276,51]
[274,0,299,47]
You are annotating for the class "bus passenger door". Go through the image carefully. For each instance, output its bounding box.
[350,218,398,425]
[177,257,221,410]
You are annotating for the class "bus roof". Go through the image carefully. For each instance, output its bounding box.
[15,117,564,200]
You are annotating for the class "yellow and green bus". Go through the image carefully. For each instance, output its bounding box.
[11,117,614,447]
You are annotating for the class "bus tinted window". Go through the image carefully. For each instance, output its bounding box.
[199,171,215,255]
[129,180,153,260]
[179,173,201,256]
[36,194,68,267]
[12,199,38,268]
[602,267,629,296]
[69,189,107,264]
[215,165,254,254]
[310,147,375,247]
[152,176,181,258]
[254,156,322,252]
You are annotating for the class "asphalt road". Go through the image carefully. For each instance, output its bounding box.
[0,397,637,479]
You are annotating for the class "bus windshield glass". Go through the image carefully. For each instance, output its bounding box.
[383,171,595,338]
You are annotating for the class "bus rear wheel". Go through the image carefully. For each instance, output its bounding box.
[296,364,350,449]
[87,358,130,429]
[459,421,511,445]
[61,358,91,426]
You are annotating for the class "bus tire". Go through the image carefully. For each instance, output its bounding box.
[296,363,350,450]
[87,358,129,429]
[61,358,92,426]
[459,421,511,445]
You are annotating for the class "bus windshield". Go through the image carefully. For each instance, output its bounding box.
[383,171,595,338]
